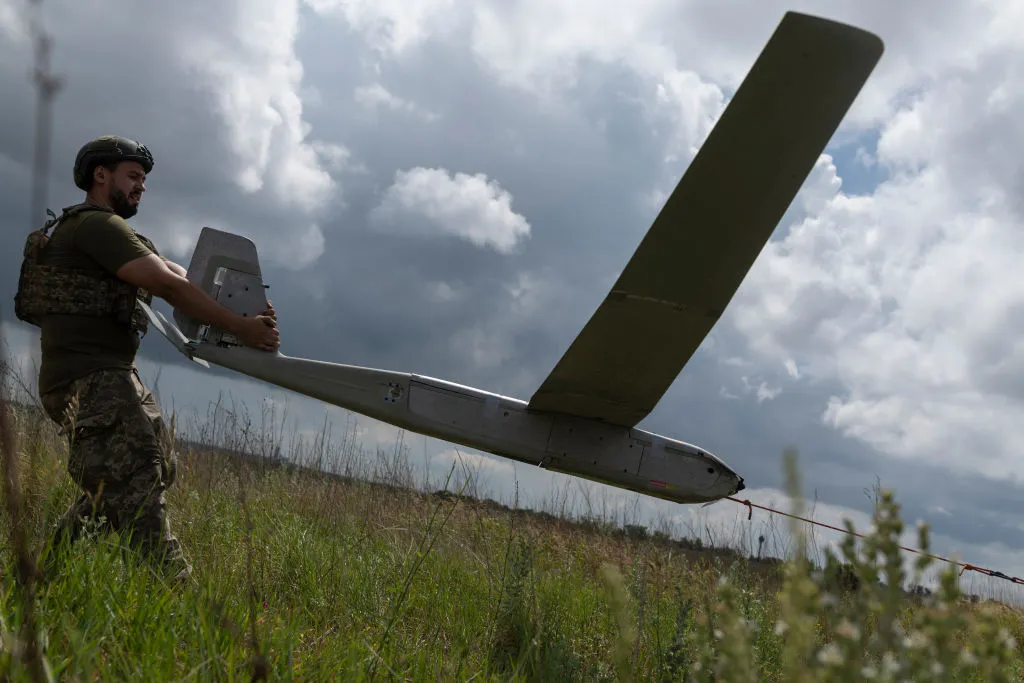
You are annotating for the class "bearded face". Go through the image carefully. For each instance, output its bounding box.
[93,161,146,219]
[108,186,139,219]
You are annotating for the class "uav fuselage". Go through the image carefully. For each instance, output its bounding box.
[186,341,745,503]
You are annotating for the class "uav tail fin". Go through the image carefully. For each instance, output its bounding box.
[173,227,270,346]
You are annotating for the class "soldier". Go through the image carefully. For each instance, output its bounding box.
[16,135,280,583]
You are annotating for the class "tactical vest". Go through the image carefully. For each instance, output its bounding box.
[14,203,158,336]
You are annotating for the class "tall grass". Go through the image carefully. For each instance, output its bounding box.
[0,355,1022,681]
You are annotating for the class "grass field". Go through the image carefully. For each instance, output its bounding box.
[2,367,1024,681]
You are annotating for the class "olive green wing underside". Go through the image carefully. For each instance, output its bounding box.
[526,12,884,428]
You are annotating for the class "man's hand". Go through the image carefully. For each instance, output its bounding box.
[236,300,280,352]
[234,312,280,352]
[260,300,277,322]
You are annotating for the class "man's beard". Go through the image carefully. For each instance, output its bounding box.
[109,187,138,219]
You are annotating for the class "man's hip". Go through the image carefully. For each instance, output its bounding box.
[40,366,177,490]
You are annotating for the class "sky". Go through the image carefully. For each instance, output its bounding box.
[2,0,1024,598]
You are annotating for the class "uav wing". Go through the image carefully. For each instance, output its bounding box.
[526,12,884,427]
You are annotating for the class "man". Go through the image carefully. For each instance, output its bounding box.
[27,135,280,583]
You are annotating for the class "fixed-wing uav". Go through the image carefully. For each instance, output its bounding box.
[143,11,884,505]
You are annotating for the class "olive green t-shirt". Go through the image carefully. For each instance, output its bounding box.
[37,209,157,395]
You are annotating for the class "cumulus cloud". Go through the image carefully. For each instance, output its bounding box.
[303,0,459,55]
[784,359,800,380]
[650,68,725,163]
[180,0,345,211]
[727,15,1024,481]
[369,167,531,253]
[354,83,437,120]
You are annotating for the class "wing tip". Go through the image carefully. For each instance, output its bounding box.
[781,10,885,59]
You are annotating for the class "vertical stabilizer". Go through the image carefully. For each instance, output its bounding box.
[173,227,270,345]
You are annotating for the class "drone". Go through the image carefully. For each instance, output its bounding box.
[142,11,884,505]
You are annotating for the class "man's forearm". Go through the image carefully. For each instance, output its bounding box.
[160,276,244,335]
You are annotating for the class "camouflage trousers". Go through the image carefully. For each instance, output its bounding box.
[40,366,191,581]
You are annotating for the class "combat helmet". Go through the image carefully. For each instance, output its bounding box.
[73,135,154,191]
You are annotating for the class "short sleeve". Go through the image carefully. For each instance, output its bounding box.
[73,212,155,274]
